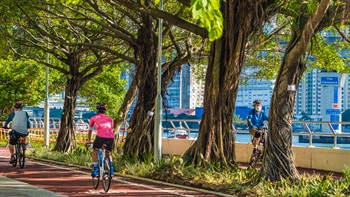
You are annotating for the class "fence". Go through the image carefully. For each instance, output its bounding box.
[1,119,349,149]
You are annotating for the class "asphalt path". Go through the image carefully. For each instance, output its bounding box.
[0,147,227,197]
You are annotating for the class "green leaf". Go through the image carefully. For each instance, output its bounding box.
[190,0,223,41]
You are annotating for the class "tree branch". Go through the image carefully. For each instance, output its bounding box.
[334,25,350,43]
[109,0,208,38]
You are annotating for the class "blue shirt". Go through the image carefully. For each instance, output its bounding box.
[247,110,268,129]
[4,111,30,135]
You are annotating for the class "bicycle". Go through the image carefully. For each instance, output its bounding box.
[87,143,112,193]
[248,128,267,169]
[4,128,27,169]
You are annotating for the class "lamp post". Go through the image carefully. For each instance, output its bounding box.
[154,0,163,163]
[44,52,50,148]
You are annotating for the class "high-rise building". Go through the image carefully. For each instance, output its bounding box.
[295,71,350,121]
[164,64,191,109]
[236,79,274,109]
[189,74,205,108]
[120,64,191,117]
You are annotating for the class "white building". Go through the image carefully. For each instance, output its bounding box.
[189,70,205,109]
[236,78,274,111]
[294,71,350,121]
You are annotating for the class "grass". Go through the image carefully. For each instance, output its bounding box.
[7,140,349,196]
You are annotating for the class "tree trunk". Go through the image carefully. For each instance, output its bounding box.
[184,0,277,166]
[53,77,80,152]
[122,8,158,160]
[260,0,331,181]
[122,8,192,160]
[113,77,138,151]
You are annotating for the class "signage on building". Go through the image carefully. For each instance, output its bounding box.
[326,109,341,115]
[333,87,338,103]
[320,77,338,85]
[332,103,339,109]
[330,115,340,130]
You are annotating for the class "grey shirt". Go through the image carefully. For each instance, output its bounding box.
[4,111,30,135]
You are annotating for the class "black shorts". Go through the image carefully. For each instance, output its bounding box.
[249,128,262,138]
[9,130,29,145]
[93,136,114,151]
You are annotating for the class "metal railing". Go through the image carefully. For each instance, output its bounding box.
[1,118,349,149]
[158,119,350,149]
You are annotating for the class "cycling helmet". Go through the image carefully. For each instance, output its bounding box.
[253,99,262,106]
[14,101,24,108]
[96,102,107,112]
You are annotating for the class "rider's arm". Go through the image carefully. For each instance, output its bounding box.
[247,115,256,129]
[26,112,31,129]
[87,118,95,143]
[263,112,268,121]
[87,129,93,143]
[262,112,268,129]
[4,112,15,128]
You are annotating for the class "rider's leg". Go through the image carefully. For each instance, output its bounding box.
[252,130,261,153]
[91,138,101,177]
[8,145,14,155]
[8,131,17,163]
[92,149,98,162]
[106,138,114,175]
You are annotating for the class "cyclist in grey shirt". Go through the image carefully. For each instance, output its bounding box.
[4,101,30,163]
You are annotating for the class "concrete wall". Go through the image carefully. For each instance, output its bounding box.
[162,139,350,173]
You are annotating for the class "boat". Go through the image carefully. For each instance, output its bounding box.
[167,129,189,139]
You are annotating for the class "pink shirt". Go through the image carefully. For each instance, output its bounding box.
[89,114,114,138]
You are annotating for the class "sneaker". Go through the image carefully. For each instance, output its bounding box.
[91,164,98,177]
[9,155,15,164]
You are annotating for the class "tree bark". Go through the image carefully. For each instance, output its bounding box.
[53,77,81,152]
[260,0,331,181]
[184,0,277,166]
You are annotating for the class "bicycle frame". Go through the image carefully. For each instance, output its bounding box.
[91,143,112,192]
[12,135,27,168]
[98,145,107,177]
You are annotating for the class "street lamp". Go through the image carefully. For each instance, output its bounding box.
[154,0,164,163]
[44,52,50,147]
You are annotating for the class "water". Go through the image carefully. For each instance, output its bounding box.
[160,131,350,150]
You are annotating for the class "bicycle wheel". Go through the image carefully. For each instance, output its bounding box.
[92,164,100,189]
[12,145,18,167]
[102,156,111,192]
[19,143,25,169]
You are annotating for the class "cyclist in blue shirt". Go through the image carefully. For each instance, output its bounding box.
[246,100,268,155]
[3,101,30,163]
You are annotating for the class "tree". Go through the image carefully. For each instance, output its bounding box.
[0,58,47,118]
[80,0,197,160]
[79,64,126,118]
[260,0,350,181]
[182,1,280,166]
[0,1,129,152]
[116,0,283,165]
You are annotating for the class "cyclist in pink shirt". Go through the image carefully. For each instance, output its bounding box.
[87,102,114,177]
